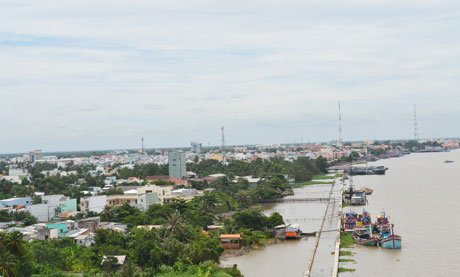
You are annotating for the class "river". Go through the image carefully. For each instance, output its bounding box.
[222,150,460,277]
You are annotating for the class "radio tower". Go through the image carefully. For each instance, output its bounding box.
[338,101,343,147]
[414,104,419,142]
[141,137,145,154]
[221,126,225,164]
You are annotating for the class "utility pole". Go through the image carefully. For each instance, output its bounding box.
[414,104,419,142]
[338,101,343,147]
[221,126,225,164]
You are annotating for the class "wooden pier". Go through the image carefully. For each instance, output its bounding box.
[260,197,335,203]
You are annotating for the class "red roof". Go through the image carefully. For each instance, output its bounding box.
[146,176,169,181]
[60,196,67,201]
[15,205,25,210]
[169,177,188,185]
[220,234,242,240]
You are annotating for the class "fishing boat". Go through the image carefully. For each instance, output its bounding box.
[356,209,372,228]
[353,228,379,246]
[343,212,357,233]
[445,160,454,163]
[374,211,390,233]
[380,225,402,249]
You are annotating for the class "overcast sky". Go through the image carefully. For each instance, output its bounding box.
[1,0,460,153]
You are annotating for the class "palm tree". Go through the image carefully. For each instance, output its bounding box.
[167,211,186,240]
[101,205,115,221]
[7,232,24,257]
[0,248,18,277]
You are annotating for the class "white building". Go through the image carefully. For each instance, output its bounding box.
[79,195,107,214]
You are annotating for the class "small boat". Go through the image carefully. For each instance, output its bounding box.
[444,160,454,163]
[353,228,379,246]
[380,225,401,249]
[357,187,373,195]
[343,212,357,233]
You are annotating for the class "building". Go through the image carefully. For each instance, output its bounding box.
[0,197,32,208]
[80,195,107,214]
[29,150,43,163]
[168,151,186,179]
[26,195,77,222]
[138,184,173,203]
[220,234,242,249]
[191,142,202,153]
[77,217,100,233]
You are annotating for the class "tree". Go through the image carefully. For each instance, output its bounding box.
[266,212,284,228]
[0,249,18,277]
[233,209,266,230]
[167,211,186,240]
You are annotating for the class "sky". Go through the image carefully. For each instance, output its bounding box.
[1,0,460,153]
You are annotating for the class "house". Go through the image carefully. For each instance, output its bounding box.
[75,233,94,247]
[100,222,128,234]
[80,195,107,214]
[101,255,127,270]
[26,195,77,222]
[77,217,100,233]
[220,234,242,249]
[34,224,59,240]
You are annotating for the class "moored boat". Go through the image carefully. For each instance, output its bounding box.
[343,212,357,233]
[357,187,373,195]
[380,233,402,249]
[353,228,379,246]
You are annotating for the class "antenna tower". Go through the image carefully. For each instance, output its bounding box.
[414,104,419,142]
[141,137,145,154]
[338,101,343,147]
[221,126,225,163]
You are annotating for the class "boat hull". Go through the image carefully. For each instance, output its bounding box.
[353,237,379,246]
[380,235,402,249]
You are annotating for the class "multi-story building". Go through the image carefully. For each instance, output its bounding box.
[29,150,43,163]
[190,142,202,153]
[79,195,107,214]
[168,151,186,179]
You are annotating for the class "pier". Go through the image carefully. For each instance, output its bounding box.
[260,197,334,203]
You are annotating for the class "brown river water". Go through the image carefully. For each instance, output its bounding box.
[222,150,460,277]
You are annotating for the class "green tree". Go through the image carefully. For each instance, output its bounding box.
[0,249,18,277]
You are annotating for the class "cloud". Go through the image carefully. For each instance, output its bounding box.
[0,0,460,152]
[144,104,165,111]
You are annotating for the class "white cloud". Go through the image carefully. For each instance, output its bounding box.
[0,0,460,152]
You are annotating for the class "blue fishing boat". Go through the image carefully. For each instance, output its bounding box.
[380,234,402,249]
[380,225,402,249]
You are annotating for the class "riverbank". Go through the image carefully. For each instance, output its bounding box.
[220,238,284,260]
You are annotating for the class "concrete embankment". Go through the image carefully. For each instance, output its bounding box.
[304,177,344,277]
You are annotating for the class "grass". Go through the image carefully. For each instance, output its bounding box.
[338,267,356,273]
[312,174,336,180]
[339,251,353,256]
[342,201,351,208]
[339,259,356,263]
[296,180,334,186]
[340,232,355,248]
[335,173,344,178]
